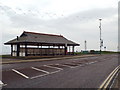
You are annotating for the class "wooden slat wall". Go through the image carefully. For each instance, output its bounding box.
[20,48,65,56]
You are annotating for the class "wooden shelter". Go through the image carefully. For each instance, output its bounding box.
[4,31,80,56]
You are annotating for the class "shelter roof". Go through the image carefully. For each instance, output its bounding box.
[5,31,80,46]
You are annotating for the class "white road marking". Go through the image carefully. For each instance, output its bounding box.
[89,57,98,59]
[30,74,48,79]
[50,70,61,74]
[55,64,60,65]
[12,69,29,79]
[44,65,63,70]
[0,80,7,87]
[86,61,98,65]
[94,61,98,63]
[86,63,89,65]
[81,58,88,59]
[88,62,95,64]
[30,69,61,79]
[55,63,78,68]
[31,67,50,74]
[0,81,4,85]
[30,65,62,79]
[60,64,75,68]
[71,61,81,64]
[80,65,84,67]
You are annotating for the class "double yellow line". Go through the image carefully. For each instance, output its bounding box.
[98,65,120,89]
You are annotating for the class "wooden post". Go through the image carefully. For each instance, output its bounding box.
[58,46,60,55]
[37,44,39,56]
[59,46,61,55]
[17,44,20,56]
[72,46,75,55]
[69,46,70,55]
[53,45,54,56]
[41,44,42,56]
[25,44,27,56]
[64,44,67,55]
[11,44,13,56]
[65,46,67,55]
[48,46,50,56]
[39,44,41,56]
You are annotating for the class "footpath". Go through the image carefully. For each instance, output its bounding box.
[1,54,97,64]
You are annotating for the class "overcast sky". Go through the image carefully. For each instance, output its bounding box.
[0,0,119,55]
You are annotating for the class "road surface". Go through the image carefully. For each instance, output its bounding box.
[1,54,118,88]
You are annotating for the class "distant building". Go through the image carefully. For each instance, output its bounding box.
[4,31,80,56]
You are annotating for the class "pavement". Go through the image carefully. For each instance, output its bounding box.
[1,54,96,64]
[1,54,119,88]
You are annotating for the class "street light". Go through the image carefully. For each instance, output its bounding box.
[85,40,87,51]
[99,19,102,54]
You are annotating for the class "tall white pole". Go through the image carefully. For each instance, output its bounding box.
[99,19,102,54]
[85,40,87,51]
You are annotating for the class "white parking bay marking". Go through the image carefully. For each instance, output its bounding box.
[0,80,7,87]
[86,61,98,65]
[31,67,50,74]
[60,64,75,68]
[12,69,29,79]
[30,74,48,79]
[50,70,61,74]
[30,65,62,79]
[44,65,63,70]
[0,81,3,85]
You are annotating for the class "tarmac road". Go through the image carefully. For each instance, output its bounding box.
[1,54,118,88]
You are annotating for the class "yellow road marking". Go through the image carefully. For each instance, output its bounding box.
[103,68,118,89]
[98,65,120,89]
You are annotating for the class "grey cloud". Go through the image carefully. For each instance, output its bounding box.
[1,4,117,30]
[1,5,118,53]
[39,7,117,30]
[7,7,117,43]
[0,5,16,16]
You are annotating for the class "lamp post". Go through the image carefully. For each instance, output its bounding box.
[85,40,87,51]
[99,19,102,54]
